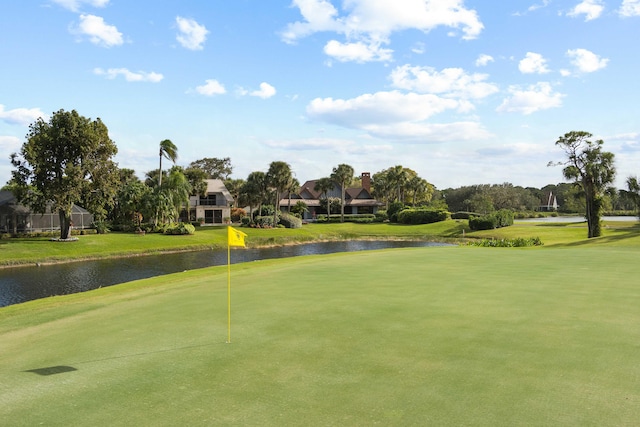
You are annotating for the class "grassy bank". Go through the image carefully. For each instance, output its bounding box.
[2,243,640,425]
[2,218,639,267]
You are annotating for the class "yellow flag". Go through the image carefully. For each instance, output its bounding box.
[228,226,247,247]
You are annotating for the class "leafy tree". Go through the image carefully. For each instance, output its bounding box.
[266,161,293,225]
[284,177,300,212]
[626,176,640,218]
[158,139,178,187]
[224,178,245,208]
[330,163,354,222]
[9,109,118,239]
[241,171,268,219]
[184,167,208,196]
[189,157,233,179]
[550,131,616,238]
[314,177,334,218]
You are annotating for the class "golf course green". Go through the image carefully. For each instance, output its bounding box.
[1,221,640,425]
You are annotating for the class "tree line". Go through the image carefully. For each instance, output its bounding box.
[4,110,639,239]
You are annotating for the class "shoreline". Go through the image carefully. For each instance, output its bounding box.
[0,235,459,270]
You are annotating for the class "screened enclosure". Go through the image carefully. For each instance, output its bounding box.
[0,191,93,234]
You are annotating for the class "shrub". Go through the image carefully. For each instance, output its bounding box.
[397,208,449,224]
[451,211,480,220]
[241,216,251,226]
[164,223,196,235]
[467,237,543,247]
[469,209,514,231]
[387,202,406,223]
[375,210,389,222]
[254,215,276,228]
[91,220,110,234]
[230,208,246,223]
[279,212,303,229]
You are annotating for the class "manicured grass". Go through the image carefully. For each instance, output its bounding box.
[2,218,639,266]
[2,244,640,425]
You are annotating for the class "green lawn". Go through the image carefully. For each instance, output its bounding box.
[2,239,640,425]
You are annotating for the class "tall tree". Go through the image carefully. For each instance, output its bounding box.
[626,176,640,218]
[224,178,245,208]
[158,139,178,187]
[9,109,118,239]
[551,131,615,238]
[242,171,268,219]
[266,161,293,225]
[189,157,233,179]
[330,164,354,223]
[314,177,334,219]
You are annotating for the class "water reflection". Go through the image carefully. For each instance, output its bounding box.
[0,240,449,307]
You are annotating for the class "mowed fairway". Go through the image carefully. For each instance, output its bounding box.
[1,245,639,426]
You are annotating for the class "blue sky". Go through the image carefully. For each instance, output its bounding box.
[1,0,639,190]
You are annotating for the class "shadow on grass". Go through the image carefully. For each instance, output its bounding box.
[24,365,78,376]
[557,224,640,247]
[21,342,220,377]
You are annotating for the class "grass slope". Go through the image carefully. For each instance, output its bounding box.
[2,244,640,426]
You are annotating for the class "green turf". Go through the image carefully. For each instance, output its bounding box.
[2,245,639,426]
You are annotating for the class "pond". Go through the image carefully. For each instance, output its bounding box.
[0,240,450,308]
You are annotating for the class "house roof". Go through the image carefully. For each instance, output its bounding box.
[205,179,234,202]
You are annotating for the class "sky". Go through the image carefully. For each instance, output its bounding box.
[1,0,640,191]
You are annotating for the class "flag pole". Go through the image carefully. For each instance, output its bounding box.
[227,229,231,343]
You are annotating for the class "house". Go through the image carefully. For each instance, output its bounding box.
[185,179,234,224]
[539,191,559,211]
[280,172,384,220]
[0,190,94,234]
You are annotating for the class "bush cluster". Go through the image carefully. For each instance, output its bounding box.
[467,237,543,247]
[278,212,302,229]
[397,208,449,224]
[164,223,196,235]
[230,208,246,222]
[469,209,514,230]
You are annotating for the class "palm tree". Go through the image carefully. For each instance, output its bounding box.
[163,166,192,222]
[266,161,293,226]
[224,178,245,208]
[242,171,267,220]
[330,164,354,223]
[314,177,334,220]
[388,165,409,203]
[158,139,178,187]
[286,177,300,212]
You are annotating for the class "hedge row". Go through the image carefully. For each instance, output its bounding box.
[396,208,449,224]
[468,209,514,231]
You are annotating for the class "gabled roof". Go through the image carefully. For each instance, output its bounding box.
[204,179,234,202]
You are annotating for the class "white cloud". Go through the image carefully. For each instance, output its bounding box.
[94,68,163,82]
[323,40,393,62]
[475,54,494,67]
[518,52,550,74]
[250,82,276,99]
[567,0,605,21]
[176,17,209,50]
[52,0,109,12]
[497,82,565,115]
[566,48,608,72]
[0,105,48,126]
[0,135,22,153]
[389,65,499,99]
[620,0,640,16]
[306,90,490,141]
[73,14,123,47]
[282,0,483,62]
[194,79,226,96]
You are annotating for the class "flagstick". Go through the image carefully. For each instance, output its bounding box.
[227,238,231,344]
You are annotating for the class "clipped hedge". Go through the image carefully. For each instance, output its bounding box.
[279,212,303,229]
[396,208,450,225]
[164,223,196,235]
[468,209,514,231]
[467,237,543,247]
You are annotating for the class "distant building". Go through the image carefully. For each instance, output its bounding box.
[539,191,559,211]
[279,172,384,220]
[0,190,94,234]
[184,179,234,224]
